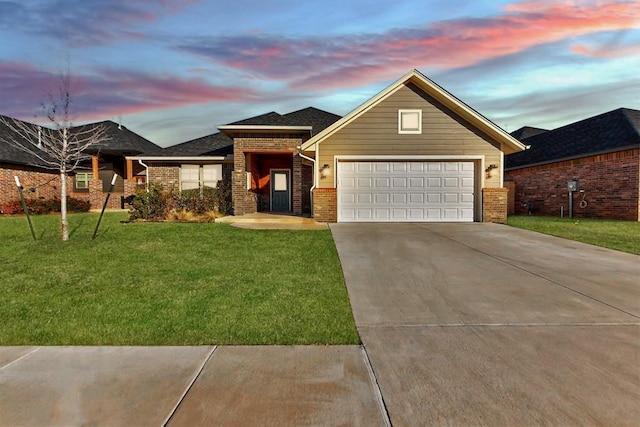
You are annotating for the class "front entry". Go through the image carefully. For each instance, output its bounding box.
[270,169,291,212]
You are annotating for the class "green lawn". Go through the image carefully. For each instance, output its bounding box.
[507,215,640,255]
[0,212,359,346]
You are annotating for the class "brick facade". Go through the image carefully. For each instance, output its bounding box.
[505,148,639,221]
[1,165,62,208]
[482,187,509,223]
[232,133,306,215]
[313,187,337,222]
[147,164,180,191]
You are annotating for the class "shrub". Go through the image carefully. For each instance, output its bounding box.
[128,183,173,221]
[0,197,90,215]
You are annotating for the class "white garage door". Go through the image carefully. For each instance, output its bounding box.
[338,161,475,222]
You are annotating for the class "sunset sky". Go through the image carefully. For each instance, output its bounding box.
[1,0,638,147]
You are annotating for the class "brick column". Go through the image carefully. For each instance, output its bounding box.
[482,187,508,223]
[88,179,103,210]
[292,155,302,215]
[313,187,337,222]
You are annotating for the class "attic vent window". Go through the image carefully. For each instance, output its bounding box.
[398,109,422,134]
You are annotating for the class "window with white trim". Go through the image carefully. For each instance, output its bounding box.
[75,172,93,190]
[180,164,222,190]
[398,109,422,134]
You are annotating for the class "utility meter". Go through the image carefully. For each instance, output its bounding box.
[567,180,579,192]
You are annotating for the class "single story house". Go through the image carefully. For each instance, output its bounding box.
[505,108,640,221]
[133,69,526,223]
[0,117,160,210]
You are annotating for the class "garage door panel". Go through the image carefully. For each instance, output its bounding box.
[338,161,475,222]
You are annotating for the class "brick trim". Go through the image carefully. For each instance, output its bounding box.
[482,187,508,223]
[313,187,337,222]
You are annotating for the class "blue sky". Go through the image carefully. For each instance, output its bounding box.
[0,0,638,147]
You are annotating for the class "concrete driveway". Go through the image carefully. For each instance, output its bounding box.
[331,223,640,426]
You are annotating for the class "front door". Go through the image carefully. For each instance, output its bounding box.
[270,169,290,211]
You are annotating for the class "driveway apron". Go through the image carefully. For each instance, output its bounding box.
[331,223,640,426]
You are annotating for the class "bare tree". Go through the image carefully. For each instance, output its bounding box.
[0,72,110,240]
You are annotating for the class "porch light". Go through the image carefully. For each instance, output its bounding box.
[485,164,498,178]
[320,164,331,179]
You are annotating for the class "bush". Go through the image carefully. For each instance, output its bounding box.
[128,176,232,222]
[128,183,173,221]
[0,197,90,215]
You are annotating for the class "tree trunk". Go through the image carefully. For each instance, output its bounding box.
[60,171,69,241]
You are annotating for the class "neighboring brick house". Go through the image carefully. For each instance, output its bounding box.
[136,70,525,223]
[0,117,161,211]
[505,108,640,221]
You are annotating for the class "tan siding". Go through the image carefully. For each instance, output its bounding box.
[318,83,503,188]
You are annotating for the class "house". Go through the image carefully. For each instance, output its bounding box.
[136,69,525,223]
[0,117,161,210]
[0,116,61,207]
[505,108,640,221]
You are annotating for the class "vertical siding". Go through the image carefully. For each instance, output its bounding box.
[318,83,503,188]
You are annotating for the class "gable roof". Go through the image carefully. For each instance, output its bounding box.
[506,108,640,170]
[301,69,527,154]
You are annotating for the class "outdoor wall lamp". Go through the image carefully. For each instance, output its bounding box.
[485,163,498,178]
[320,164,331,179]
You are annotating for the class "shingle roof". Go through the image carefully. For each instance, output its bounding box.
[73,121,162,155]
[156,107,342,158]
[225,107,341,132]
[510,126,548,140]
[283,107,342,134]
[0,115,54,168]
[506,108,640,169]
[158,132,233,157]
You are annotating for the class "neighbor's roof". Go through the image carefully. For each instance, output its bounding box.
[0,115,54,168]
[506,108,640,170]
[301,69,527,155]
[73,121,162,155]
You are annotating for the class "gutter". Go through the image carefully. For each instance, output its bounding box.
[298,149,316,218]
[138,159,149,192]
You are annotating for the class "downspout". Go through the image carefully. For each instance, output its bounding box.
[298,150,316,217]
[138,159,149,192]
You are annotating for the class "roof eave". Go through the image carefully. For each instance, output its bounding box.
[126,156,227,161]
[218,125,312,136]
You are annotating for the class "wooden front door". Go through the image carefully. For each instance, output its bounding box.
[270,169,290,212]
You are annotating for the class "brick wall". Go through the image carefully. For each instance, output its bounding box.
[87,178,136,210]
[147,164,180,191]
[482,187,508,223]
[505,148,639,221]
[0,164,72,207]
[313,187,337,222]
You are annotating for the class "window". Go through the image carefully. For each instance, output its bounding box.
[398,109,422,134]
[75,172,93,190]
[180,164,222,190]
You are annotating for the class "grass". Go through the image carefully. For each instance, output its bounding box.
[0,212,359,346]
[507,215,640,255]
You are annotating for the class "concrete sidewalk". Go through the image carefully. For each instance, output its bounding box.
[0,346,388,426]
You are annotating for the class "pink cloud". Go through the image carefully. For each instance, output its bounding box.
[0,61,258,123]
[179,1,640,91]
[572,42,640,58]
